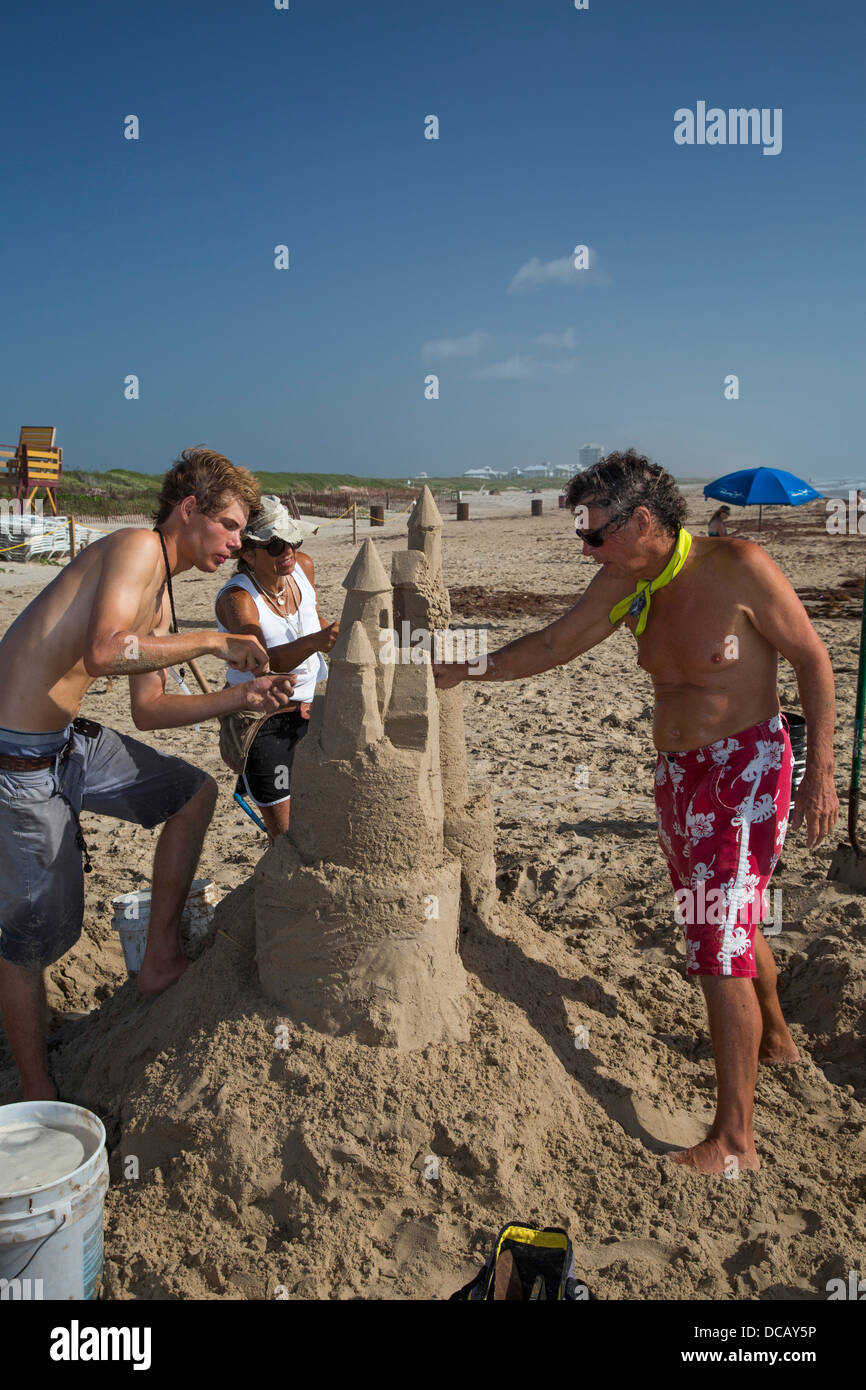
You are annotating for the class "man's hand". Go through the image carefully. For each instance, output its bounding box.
[790,767,839,848]
[240,674,297,714]
[433,662,469,690]
[315,620,340,654]
[220,633,270,674]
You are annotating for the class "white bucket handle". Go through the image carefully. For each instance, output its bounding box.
[4,1202,70,1280]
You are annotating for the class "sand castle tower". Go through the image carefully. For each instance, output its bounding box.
[254,497,493,1049]
[396,487,497,927]
[339,538,394,719]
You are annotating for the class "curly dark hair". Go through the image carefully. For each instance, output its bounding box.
[565,448,686,539]
[153,446,260,527]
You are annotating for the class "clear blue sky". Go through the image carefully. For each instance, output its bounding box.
[1,0,863,481]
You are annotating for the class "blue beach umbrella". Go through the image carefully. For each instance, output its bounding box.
[703,467,822,531]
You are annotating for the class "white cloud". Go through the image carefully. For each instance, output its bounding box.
[508,250,610,293]
[421,330,489,362]
[535,327,576,350]
[471,355,539,381]
[470,354,579,381]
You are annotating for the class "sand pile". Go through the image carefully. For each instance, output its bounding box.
[1,490,864,1299]
[44,862,865,1301]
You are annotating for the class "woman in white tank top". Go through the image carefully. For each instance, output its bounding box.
[215,497,339,838]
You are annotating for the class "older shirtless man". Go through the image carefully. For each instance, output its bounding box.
[0,447,296,1101]
[434,449,838,1174]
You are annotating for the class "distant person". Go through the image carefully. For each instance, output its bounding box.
[215,497,340,838]
[434,448,838,1175]
[708,505,739,537]
[0,447,296,1101]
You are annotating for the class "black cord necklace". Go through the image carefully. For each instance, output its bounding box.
[154,528,185,683]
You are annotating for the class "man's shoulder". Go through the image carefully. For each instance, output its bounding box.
[112,525,161,548]
[109,527,168,578]
[690,534,787,592]
[101,526,162,560]
[691,534,761,565]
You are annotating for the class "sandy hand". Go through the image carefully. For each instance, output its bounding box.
[138,953,188,997]
[241,674,297,713]
[223,633,270,674]
[432,662,467,690]
[316,620,340,653]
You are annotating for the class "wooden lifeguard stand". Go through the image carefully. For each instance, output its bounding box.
[0,427,64,514]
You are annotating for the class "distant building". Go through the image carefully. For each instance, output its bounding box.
[523,463,550,476]
[579,443,604,470]
[463,467,503,479]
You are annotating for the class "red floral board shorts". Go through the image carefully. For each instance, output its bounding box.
[653,714,793,979]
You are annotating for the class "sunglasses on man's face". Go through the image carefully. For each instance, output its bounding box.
[574,510,629,548]
[253,537,300,557]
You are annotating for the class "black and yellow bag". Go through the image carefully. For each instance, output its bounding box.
[450,1223,591,1301]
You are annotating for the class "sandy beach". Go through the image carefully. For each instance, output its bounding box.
[0,487,863,1301]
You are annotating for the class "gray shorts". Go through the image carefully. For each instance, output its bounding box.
[0,721,208,969]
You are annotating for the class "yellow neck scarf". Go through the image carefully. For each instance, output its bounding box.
[608,528,692,635]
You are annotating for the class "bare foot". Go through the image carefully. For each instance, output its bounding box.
[669,1136,760,1174]
[22,1076,59,1102]
[759,1028,800,1065]
[137,954,188,997]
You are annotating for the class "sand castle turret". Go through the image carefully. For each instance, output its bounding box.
[320,621,383,760]
[339,538,394,717]
[405,485,450,630]
[393,490,497,926]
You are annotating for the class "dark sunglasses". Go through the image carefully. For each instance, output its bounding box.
[251,536,300,557]
[574,509,630,548]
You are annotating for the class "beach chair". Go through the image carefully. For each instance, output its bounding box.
[22,514,66,561]
[0,509,51,561]
[17,446,63,515]
[1,428,63,514]
[46,517,71,559]
[69,521,104,552]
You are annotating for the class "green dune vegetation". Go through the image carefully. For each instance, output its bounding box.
[55,469,521,517]
[54,467,710,518]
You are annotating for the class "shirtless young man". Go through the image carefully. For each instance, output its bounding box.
[434,449,839,1174]
[0,447,297,1101]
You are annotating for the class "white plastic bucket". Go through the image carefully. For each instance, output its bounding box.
[0,1101,109,1300]
[112,878,220,975]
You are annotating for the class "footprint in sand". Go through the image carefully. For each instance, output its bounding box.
[603,1087,710,1153]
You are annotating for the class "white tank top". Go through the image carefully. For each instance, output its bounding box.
[216,565,328,702]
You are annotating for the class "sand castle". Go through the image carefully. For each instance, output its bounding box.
[254,488,497,1048]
